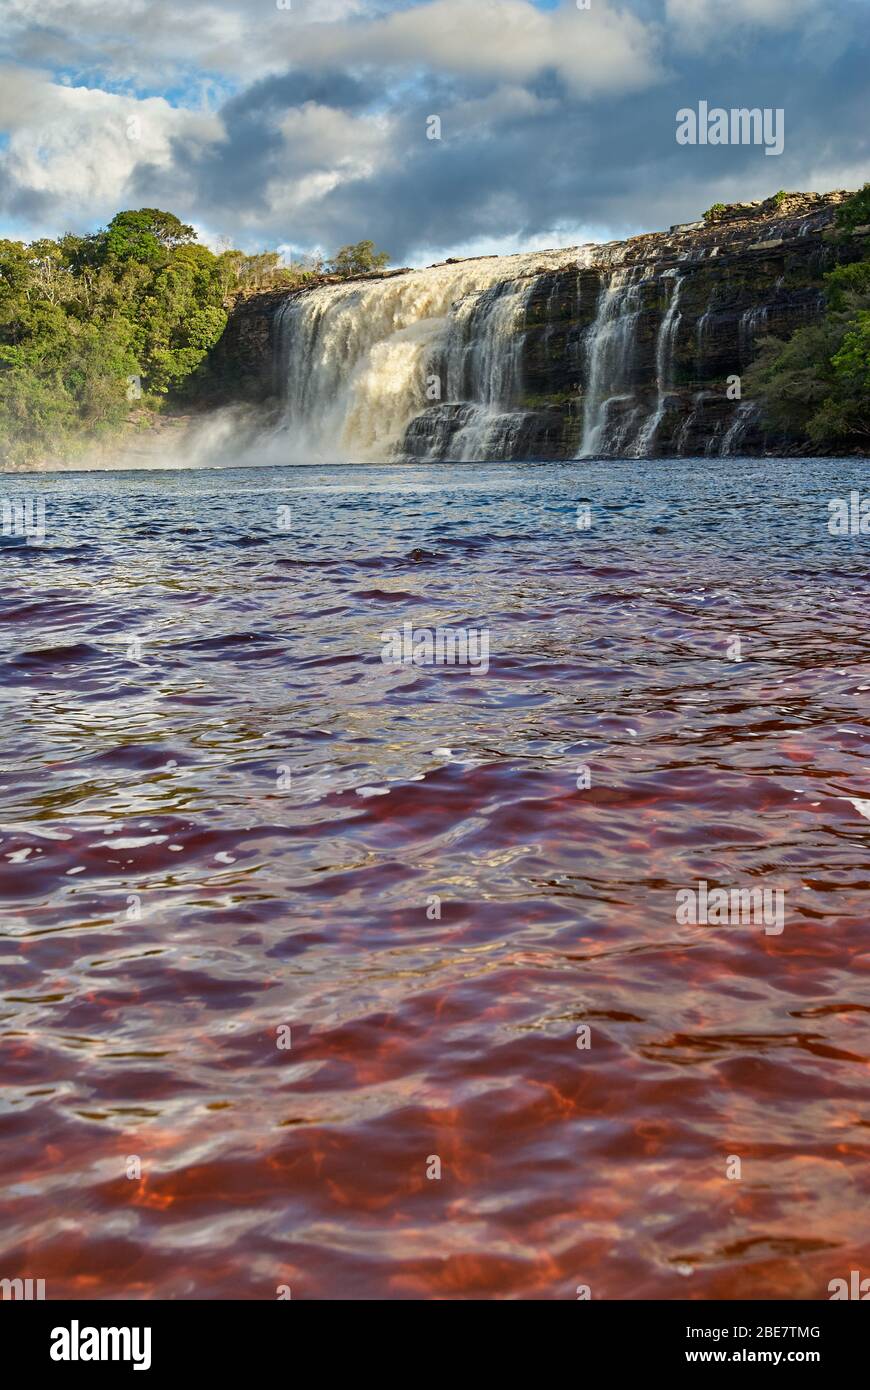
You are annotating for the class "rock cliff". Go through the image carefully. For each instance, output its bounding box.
[209,191,868,458]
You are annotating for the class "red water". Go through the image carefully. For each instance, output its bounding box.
[1,461,868,1299]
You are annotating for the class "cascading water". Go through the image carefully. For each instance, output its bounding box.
[263,197,831,463]
[738,303,770,361]
[427,276,535,461]
[676,390,709,453]
[633,273,684,457]
[576,265,646,458]
[719,399,759,454]
[273,248,585,463]
[695,307,713,368]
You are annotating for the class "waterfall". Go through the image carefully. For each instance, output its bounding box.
[633,274,684,457]
[576,265,646,458]
[267,224,801,463]
[676,390,708,453]
[719,400,758,454]
[273,247,584,463]
[433,276,534,461]
[738,303,770,361]
[695,307,713,369]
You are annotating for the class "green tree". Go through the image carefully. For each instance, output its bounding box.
[744,185,870,449]
[824,258,870,310]
[0,238,34,298]
[105,209,196,264]
[746,271,870,447]
[836,183,870,233]
[0,207,320,464]
[328,240,390,276]
[133,243,228,393]
[831,311,870,395]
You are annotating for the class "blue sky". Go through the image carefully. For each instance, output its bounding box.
[0,0,867,263]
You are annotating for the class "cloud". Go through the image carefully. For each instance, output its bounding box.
[269,0,664,97]
[2,0,663,94]
[666,0,816,30]
[0,71,220,231]
[0,0,372,87]
[664,0,843,56]
[0,0,867,258]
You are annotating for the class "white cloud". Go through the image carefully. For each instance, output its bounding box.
[407,222,612,267]
[275,104,391,177]
[0,0,864,259]
[666,0,814,27]
[2,0,392,87]
[3,0,663,96]
[269,0,663,97]
[0,73,220,232]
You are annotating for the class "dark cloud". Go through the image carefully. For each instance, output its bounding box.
[225,70,381,118]
[123,15,868,260]
[1,0,868,258]
[5,184,56,223]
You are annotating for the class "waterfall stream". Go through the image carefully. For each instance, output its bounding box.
[273,248,586,463]
[738,303,770,361]
[576,265,645,458]
[632,274,684,457]
[265,217,807,462]
[719,399,759,454]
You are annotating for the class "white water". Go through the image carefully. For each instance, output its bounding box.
[267,224,794,465]
[719,399,759,454]
[6,203,828,472]
[695,307,713,365]
[577,266,687,459]
[738,303,770,361]
[576,265,646,458]
[274,247,591,463]
[675,389,708,453]
[632,274,684,457]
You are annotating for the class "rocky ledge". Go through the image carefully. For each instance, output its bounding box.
[208,190,868,458]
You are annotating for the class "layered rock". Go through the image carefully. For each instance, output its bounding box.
[210,191,868,458]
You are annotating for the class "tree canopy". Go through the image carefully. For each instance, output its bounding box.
[746,186,870,448]
[104,209,197,264]
[0,209,346,465]
[328,240,390,277]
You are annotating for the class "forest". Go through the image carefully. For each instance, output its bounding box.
[0,209,387,465]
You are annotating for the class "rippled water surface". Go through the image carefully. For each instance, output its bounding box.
[1,458,868,1300]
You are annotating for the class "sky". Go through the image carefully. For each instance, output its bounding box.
[0,0,867,265]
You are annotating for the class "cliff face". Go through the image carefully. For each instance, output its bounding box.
[211,191,869,458]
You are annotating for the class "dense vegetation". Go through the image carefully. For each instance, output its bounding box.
[0,210,389,465]
[746,185,870,449]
